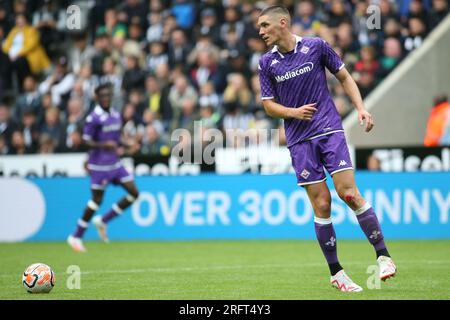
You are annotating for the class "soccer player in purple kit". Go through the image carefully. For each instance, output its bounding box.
[257,5,396,292]
[67,83,139,252]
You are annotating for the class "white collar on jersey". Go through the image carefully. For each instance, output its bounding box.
[94,104,118,117]
[271,34,303,58]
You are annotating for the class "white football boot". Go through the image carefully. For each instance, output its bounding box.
[377,256,397,281]
[67,235,87,252]
[93,216,109,243]
[330,270,363,292]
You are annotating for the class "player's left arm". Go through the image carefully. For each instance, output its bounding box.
[335,67,374,132]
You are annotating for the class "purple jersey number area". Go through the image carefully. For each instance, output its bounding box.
[83,105,122,168]
[258,36,345,147]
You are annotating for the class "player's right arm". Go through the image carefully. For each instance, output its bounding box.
[258,57,317,121]
[82,114,117,150]
[262,99,318,120]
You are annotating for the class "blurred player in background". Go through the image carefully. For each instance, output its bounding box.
[257,5,396,292]
[67,83,139,252]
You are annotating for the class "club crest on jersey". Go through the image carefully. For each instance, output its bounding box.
[300,46,310,54]
[275,62,314,83]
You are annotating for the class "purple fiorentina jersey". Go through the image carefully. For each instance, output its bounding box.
[83,105,122,168]
[259,35,345,147]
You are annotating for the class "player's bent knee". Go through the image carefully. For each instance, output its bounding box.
[337,188,357,204]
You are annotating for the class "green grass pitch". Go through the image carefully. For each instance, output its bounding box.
[1,240,449,300]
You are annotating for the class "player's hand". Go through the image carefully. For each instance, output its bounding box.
[103,140,118,150]
[291,103,317,121]
[358,109,374,132]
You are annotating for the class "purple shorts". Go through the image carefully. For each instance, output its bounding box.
[288,131,353,186]
[89,165,134,190]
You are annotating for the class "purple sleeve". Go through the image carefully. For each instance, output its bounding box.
[258,58,275,100]
[83,114,98,141]
[321,40,345,74]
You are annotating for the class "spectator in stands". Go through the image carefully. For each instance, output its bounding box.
[354,46,380,77]
[37,92,53,126]
[14,75,41,122]
[142,108,165,138]
[154,63,173,122]
[118,0,148,30]
[39,56,76,110]
[40,107,63,149]
[352,1,370,46]
[146,10,163,43]
[99,57,123,107]
[69,32,97,75]
[325,0,352,29]
[403,17,427,52]
[10,130,30,154]
[32,0,61,59]
[171,0,196,31]
[91,31,111,76]
[379,0,398,22]
[199,81,220,129]
[122,54,146,92]
[143,75,160,117]
[428,0,449,29]
[140,123,169,156]
[247,36,266,73]
[383,18,403,43]
[62,126,88,153]
[168,28,191,68]
[72,63,97,111]
[187,34,221,67]
[63,97,85,142]
[293,0,321,36]
[336,22,360,56]
[222,73,252,114]
[98,8,127,40]
[220,6,245,44]
[121,102,144,155]
[407,0,428,24]
[0,5,12,36]
[221,51,252,89]
[38,132,56,154]
[169,69,199,132]
[424,94,450,146]
[124,22,146,60]
[2,13,51,92]
[190,49,223,92]
[199,81,220,112]
[0,103,18,149]
[146,41,169,73]
[195,8,222,45]
[221,100,255,148]
[161,14,178,44]
[356,71,377,99]
[378,37,404,78]
[221,26,247,62]
[19,109,39,152]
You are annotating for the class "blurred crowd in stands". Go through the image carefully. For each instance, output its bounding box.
[0,0,448,156]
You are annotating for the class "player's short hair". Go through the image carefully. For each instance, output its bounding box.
[95,82,113,95]
[259,5,291,25]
